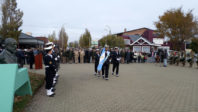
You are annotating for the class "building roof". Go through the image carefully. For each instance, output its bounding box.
[115,27,153,36]
[19,33,44,45]
[128,35,141,42]
[19,33,34,39]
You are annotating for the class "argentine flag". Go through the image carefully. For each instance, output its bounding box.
[97,48,110,71]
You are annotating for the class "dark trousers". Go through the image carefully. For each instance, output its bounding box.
[45,69,54,89]
[95,62,99,73]
[30,63,33,69]
[113,62,119,74]
[102,63,109,78]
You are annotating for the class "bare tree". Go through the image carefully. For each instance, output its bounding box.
[58,27,68,50]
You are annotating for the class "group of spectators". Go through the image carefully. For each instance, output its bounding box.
[15,48,42,68]
[169,50,198,68]
[59,48,150,64]
[1,45,197,69]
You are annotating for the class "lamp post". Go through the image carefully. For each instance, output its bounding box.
[104,25,111,45]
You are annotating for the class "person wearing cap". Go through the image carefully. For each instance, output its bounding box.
[45,42,58,86]
[112,47,121,77]
[51,44,60,86]
[102,45,111,80]
[94,49,100,76]
[44,45,56,97]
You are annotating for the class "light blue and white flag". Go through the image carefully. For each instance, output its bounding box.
[97,48,110,71]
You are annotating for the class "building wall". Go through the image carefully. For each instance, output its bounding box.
[142,30,155,42]
[36,37,48,44]
[132,45,151,53]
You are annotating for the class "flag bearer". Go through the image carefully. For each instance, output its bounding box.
[102,45,111,80]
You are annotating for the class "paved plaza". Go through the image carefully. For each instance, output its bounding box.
[25,63,198,112]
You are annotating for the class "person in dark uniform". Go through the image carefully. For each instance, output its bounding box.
[28,48,34,69]
[112,47,121,77]
[67,48,74,64]
[53,45,61,78]
[45,42,58,87]
[16,49,25,68]
[44,45,55,97]
[102,45,111,80]
[94,49,100,76]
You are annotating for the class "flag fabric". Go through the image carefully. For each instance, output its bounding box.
[97,48,110,71]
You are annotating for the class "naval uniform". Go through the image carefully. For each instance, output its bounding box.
[102,51,111,79]
[112,51,121,75]
[94,53,100,74]
[44,54,56,90]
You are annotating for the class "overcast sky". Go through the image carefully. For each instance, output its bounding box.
[17,0,198,42]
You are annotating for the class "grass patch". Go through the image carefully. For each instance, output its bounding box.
[13,72,45,112]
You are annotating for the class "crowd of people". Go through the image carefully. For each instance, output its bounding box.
[59,48,149,64]
[1,41,198,97]
[1,45,197,70]
[168,50,198,67]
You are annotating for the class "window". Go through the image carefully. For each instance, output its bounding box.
[142,46,150,53]
[133,46,141,52]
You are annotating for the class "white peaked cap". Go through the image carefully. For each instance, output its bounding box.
[105,45,109,48]
[45,42,53,46]
[44,45,53,50]
[115,47,118,49]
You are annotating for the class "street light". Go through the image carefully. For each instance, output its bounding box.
[105,25,111,34]
[104,25,111,45]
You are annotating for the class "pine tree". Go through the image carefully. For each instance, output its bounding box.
[0,0,23,42]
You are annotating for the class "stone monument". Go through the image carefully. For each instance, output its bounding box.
[0,38,17,64]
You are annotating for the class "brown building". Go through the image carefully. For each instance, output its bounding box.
[36,37,49,44]
[115,28,169,53]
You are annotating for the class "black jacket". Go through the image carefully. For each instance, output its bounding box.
[95,53,100,64]
[104,51,111,65]
[112,51,121,64]
[44,54,56,70]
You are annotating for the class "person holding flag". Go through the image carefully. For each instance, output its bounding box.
[97,45,111,80]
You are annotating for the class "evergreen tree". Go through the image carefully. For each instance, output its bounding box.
[0,0,23,42]
[79,29,92,48]
[190,38,198,53]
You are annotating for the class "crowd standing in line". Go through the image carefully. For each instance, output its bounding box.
[1,45,196,71]
[0,41,198,96]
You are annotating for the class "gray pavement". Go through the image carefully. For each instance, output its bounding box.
[25,63,198,112]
